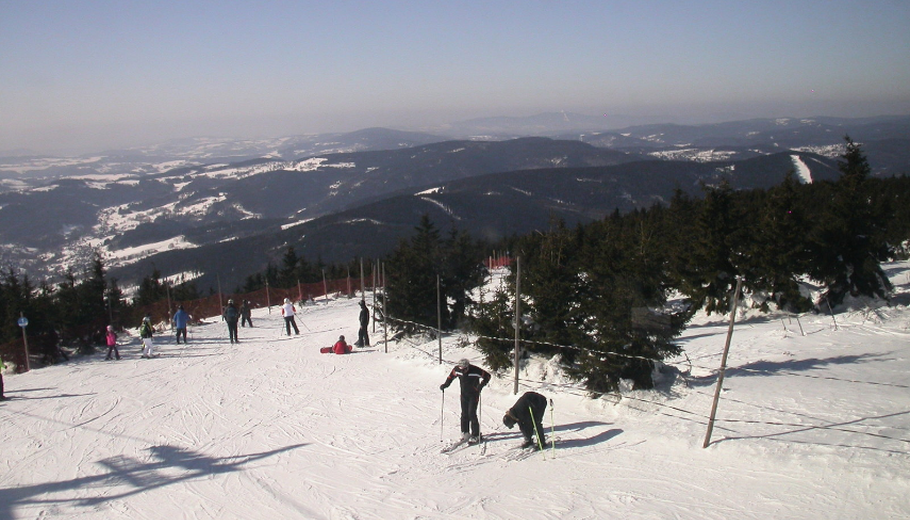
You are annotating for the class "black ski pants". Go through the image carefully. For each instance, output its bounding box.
[284,316,299,335]
[460,392,481,437]
[227,320,239,343]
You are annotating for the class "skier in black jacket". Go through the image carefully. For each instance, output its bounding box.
[356,300,370,347]
[222,300,240,344]
[440,358,491,444]
[503,391,548,449]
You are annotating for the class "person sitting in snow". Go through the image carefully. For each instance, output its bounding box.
[320,335,353,354]
[439,358,491,444]
[503,391,548,450]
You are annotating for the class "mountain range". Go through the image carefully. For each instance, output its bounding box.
[1,114,907,292]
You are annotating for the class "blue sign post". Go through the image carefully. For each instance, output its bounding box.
[18,313,30,372]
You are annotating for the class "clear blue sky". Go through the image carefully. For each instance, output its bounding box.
[2,0,909,154]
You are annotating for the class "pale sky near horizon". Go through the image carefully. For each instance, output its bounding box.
[2,0,909,155]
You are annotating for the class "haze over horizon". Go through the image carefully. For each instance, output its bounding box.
[2,0,909,156]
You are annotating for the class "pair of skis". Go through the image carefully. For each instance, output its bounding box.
[440,436,484,454]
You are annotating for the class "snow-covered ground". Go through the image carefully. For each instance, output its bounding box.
[2,263,909,519]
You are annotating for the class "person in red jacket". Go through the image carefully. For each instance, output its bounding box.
[320,335,352,354]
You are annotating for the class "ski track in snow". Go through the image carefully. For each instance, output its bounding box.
[1,264,910,518]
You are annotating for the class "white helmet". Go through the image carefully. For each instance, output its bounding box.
[284,298,290,304]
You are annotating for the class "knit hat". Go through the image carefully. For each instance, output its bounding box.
[503,411,517,429]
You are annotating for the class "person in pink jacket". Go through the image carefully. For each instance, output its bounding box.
[105,325,120,360]
[320,335,352,354]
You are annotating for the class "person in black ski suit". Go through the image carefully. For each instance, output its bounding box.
[440,359,491,444]
[503,391,548,449]
[222,300,240,344]
[240,301,253,328]
[356,300,370,347]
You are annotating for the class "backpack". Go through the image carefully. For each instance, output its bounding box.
[139,321,153,338]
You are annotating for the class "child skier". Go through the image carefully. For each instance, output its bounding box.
[105,325,120,360]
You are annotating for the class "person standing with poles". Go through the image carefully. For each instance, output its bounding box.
[502,391,548,450]
[281,298,300,336]
[439,358,490,445]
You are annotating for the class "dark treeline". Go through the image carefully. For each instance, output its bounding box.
[385,138,910,394]
[239,246,368,294]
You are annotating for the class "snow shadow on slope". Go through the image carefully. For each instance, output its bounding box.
[0,443,308,518]
[688,353,890,387]
[481,421,620,449]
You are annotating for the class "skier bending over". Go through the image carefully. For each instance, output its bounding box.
[439,358,491,444]
[503,391,548,450]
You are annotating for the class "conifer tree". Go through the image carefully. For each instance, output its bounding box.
[677,181,746,314]
[386,215,444,331]
[278,247,299,289]
[809,136,892,305]
[744,173,813,312]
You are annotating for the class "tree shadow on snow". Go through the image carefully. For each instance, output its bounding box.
[712,409,910,454]
[0,443,308,518]
[687,353,893,387]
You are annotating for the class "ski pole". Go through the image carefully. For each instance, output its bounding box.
[550,398,556,456]
[440,389,445,442]
[529,406,545,457]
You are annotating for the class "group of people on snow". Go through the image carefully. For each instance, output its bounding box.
[4,296,551,451]
[440,358,549,450]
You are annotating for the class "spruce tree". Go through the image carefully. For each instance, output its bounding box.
[385,215,444,331]
[809,136,892,305]
[743,174,813,312]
